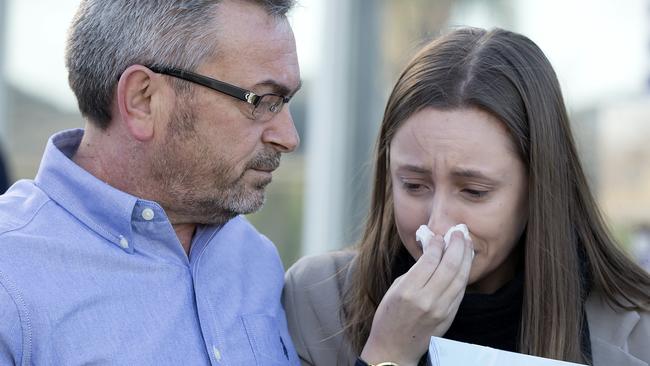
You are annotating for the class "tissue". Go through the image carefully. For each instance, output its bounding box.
[416,225,435,252]
[415,224,472,254]
[443,224,470,246]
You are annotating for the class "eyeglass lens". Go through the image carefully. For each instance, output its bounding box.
[253,94,285,120]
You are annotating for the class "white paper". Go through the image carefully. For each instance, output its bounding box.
[428,337,586,366]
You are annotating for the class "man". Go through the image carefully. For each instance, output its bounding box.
[0,0,301,364]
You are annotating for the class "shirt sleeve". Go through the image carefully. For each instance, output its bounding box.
[0,281,23,365]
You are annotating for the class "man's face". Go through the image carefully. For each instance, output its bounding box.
[151,0,301,225]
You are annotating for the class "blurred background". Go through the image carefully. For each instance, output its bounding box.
[1,0,649,270]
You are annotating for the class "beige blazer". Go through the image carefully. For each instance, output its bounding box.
[283,250,650,366]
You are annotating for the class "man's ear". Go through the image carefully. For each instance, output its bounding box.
[116,65,162,142]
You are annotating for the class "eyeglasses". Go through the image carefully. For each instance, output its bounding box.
[149,66,290,122]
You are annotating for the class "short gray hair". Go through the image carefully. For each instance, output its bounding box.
[65,0,295,129]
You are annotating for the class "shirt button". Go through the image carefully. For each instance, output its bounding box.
[212,346,222,362]
[141,208,155,221]
[119,236,129,249]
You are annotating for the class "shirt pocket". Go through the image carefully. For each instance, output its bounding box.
[241,314,295,365]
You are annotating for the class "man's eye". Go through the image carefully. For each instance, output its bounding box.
[258,101,270,109]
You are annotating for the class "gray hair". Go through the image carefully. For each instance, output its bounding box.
[65,0,295,129]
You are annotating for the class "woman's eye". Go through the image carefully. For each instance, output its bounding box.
[402,182,427,193]
[463,189,488,199]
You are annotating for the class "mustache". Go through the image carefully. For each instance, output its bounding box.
[246,150,281,171]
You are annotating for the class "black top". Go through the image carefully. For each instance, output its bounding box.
[443,271,524,352]
[391,246,593,364]
[392,246,523,352]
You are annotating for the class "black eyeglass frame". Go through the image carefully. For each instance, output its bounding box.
[148,65,291,113]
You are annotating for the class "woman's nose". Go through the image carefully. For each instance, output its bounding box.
[426,195,456,237]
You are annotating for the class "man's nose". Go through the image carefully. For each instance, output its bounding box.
[262,107,300,153]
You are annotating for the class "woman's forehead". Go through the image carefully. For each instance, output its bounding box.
[389,107,520,172]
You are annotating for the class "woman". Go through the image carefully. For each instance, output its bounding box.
[283,27,650,366]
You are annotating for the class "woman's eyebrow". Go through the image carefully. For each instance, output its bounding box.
[397,164,431,174]
[451,168,498,182]
[395,165,501,183]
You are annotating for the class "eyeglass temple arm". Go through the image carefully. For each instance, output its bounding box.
[148,66,260,105]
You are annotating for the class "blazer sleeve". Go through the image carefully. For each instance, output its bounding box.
[282,251,358,366]
[283,259,315,366]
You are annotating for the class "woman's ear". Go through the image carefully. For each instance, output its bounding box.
[116,65,161,142]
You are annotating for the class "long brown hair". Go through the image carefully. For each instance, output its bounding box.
[342,27,650,364]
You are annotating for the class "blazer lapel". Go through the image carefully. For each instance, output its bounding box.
[590,337,647,366]
[586,292,647,366]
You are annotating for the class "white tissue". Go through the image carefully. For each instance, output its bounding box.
[416,223,473,257]
[416,225,435,252]
[443,224,470,247]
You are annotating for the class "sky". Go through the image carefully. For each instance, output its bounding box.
[2,0,648,112]
[2,0,321,112]
[515,0,648,109]
[4,0,80,110]
[449,0,648,110]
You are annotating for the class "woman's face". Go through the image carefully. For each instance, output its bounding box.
[390,107,528,294]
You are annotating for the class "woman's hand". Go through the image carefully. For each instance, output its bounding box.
[359,231,474,366]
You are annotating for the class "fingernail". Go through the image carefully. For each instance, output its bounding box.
[443,224,470,249]
[432,234,446,252]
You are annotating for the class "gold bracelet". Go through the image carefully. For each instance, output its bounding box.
[356,357,399,366]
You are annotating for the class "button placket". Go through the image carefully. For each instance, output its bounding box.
[212,345,222,362]
[118,235,129,249]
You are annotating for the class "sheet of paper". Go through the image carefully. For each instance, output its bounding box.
[428,337,586,366]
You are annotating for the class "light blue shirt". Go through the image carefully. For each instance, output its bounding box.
[0,129,299,366]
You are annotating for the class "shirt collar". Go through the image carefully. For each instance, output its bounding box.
[34,129,140,253]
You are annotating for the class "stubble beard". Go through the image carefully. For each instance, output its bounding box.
[149,101,280,225]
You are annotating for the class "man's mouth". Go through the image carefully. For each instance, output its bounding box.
[251,166,277,173]
[246,151,281,174]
